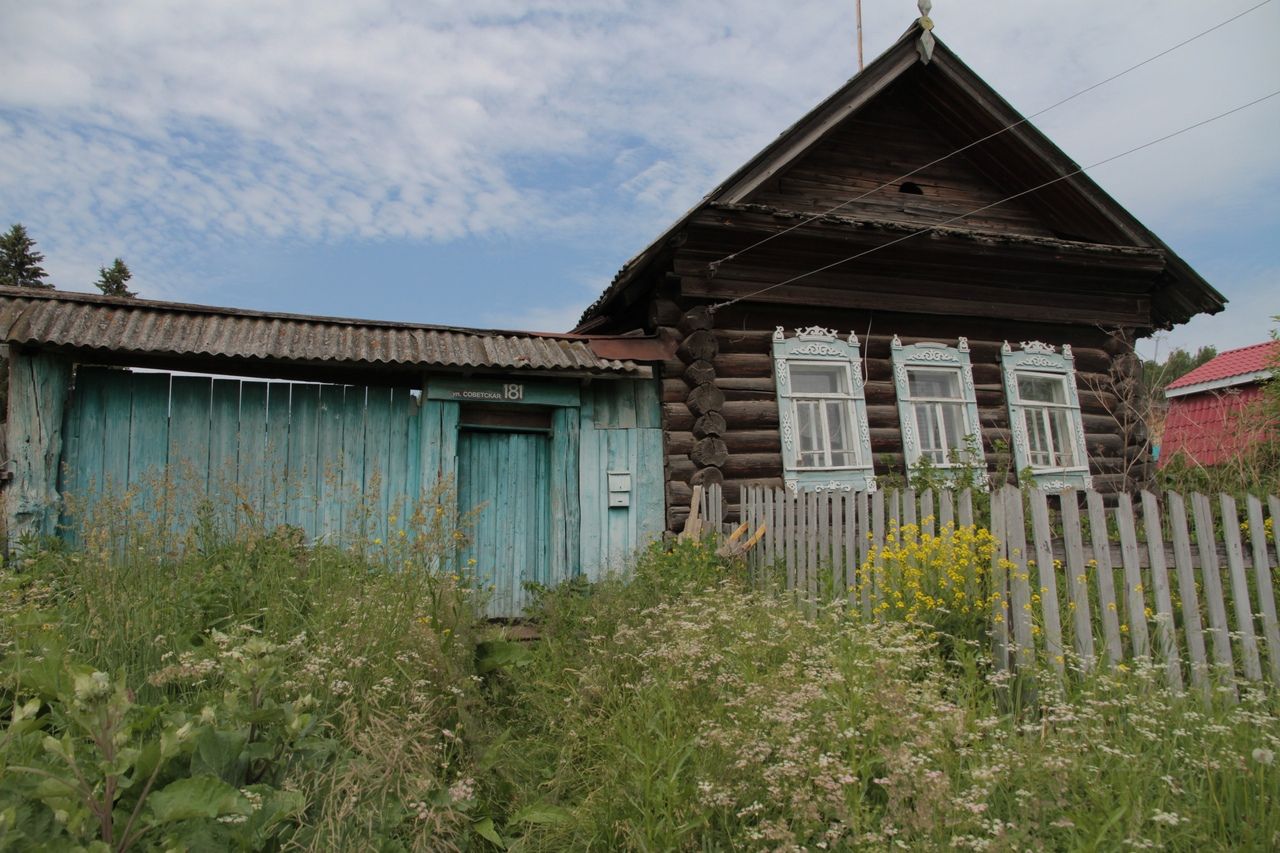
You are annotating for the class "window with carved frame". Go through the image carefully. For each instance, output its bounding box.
[1001,341,1092,490]
[891,336,985,478]
[772,326,876,493]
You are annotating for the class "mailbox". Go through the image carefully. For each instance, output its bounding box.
[607,471,632,507]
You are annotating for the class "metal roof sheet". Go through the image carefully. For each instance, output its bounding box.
[1165,340,1279,393]
[0,287,660,375]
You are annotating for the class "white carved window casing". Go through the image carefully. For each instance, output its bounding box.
[1000,341,1093,491]
[772,326,876,493]
[890,336,985,480]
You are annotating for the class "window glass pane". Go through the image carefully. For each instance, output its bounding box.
[1049,409,1077,467]
[914,404,944,464]
[1024,407,1053,467]
[796,400,822,468]
[825,401,857,467]
[908,368,962,399]
[940,402,966,457]
[1017,374,1067,404]
[791,364,849,395]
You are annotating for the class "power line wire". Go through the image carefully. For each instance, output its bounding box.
[705,0,1274,274]
[708,89,1280,312]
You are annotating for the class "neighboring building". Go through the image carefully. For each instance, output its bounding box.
[574,20,1224,529]
[1,19,1228,609]
[1160,340,1278,468]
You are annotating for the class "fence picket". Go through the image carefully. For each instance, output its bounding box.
[1247,495,1280,683]
[887,488,900,536]
[1029,491,1065,675]
[1168,491,1210,694]
[818,491,831,600]
[1140,491,1183,692]
[958,489,973,528]
[921,489,935,537]
[806,490,818,605]
[872,490,885,618]
[1115,496,1151,661]
[903,488,917,529]
[857,490,871,617]
[1003,486,1036,670]
[1192,493,1237,696]
[845,492,857,607]
[989,486,1010,671]
[1220,495,1263,681]
[1085,491,1124,666]
[940,488,954,529]
[785,489,796,593]
[1060,493,1096,671]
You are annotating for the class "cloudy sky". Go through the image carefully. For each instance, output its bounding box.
[2,1,1277,357]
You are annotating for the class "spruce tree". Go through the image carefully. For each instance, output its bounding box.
[95,258,136,297]
[0,223,53,289]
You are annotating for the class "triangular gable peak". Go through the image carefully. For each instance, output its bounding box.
[714,26,1139,245]
[578,23,1224,331]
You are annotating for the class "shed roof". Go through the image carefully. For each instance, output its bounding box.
[0,287,668,378]
[1164,340,1278,398]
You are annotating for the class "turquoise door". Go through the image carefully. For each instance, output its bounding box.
[457,429,552,617]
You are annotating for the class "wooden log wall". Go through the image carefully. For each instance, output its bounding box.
[658,300,1144,531]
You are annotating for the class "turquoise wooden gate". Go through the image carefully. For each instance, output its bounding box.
[458,429,552,617]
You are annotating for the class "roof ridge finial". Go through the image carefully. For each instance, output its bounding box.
[917,0,936,65]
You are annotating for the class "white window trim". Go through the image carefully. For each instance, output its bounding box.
[772,326,876,493]
[1000,341,1093,490]
[891,336,986,482]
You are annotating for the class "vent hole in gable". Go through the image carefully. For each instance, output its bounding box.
[899,181,924,195]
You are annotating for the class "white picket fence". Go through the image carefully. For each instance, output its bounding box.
[718,483,1280,692]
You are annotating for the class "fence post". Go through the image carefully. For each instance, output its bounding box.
[1003,486,1036,671]
[1192,493,1237,699]
[1115,495,1152,664]
[1168,491,1210,695]
[855,490,870,616]
[1247,495,1280,683]
[871,490,885,619]
[1140,491,1184,693]
[989,486,1010,672]
[1220,495,1263,682]
[1029,490,1065,676]
[1060,492,1096,672]
[1085,491,1124,666]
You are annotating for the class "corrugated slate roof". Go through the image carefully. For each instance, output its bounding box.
[1165,340,1279,393]
[0,287,664,375]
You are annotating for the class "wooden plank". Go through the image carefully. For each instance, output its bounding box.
[819,491,831,599]
[340,387,368,542]
[785,489,797,593]
[99,370,133,509]
[168,376,212,538]
[1003,485,1035,670]
[887,488,900,538]
[903,488,917,529]
[845,492,857,607]
[236,382,268,530]
[126,373,171,534]
[1168,491,1210,694]
[263,383,291,531]
[208,379,241,536]
[1140,491,1183,692]
[807,490,819,606]
[1060,493,1096,671]
[364,386,392,545]
[856,490,870,617]
[1246,495,1280,683]
[921,488,934,537]
[1192,492,1237,695]
[284,383,319,537]
[1086,491,1124,665]
[315,385,345,543]
[989,485,1010,671]
[5,351,74,542]
[384,388,412,540]
[1115,495,1151,661]
[871,489,885,618]
[1028,490,1064,675]
[939,488,954,530]
[764,485,776,570]
[1220,495,1263,681]
[958,489,973,527]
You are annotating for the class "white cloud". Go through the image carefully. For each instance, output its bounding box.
[0,0,1277,322]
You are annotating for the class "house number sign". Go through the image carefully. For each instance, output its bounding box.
[425,377,580,408]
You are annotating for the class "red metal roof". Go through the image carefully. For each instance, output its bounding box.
[1165,340,1279,392]
[1159,386,1268,468]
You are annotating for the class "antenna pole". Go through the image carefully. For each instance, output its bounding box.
[856,0,864,70]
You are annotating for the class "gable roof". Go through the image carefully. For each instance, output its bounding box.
[578,21,1225,331]
[1165,339,1278,397]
